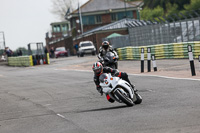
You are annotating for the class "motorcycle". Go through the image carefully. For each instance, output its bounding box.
[99,73,142,106]
[100,52,118,69]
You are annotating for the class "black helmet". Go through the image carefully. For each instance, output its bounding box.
[92,62,103,75]
[102,41,109,50]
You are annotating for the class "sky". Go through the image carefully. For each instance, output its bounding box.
[0,0,88,50]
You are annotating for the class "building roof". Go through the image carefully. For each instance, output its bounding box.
[71,0,143,15]
[50,21,69,26]
[106,33,122,38]
[76,18,149,39]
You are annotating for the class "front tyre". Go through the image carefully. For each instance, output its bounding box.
[134,93,142,104]
[114,89,134,106]
[115,62,118,69]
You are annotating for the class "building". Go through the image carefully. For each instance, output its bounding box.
[66,0,143,35]
[45,21,73,55]
[46,0,143,55]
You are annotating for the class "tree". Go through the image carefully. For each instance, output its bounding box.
[141,6,164,20]
[165,3,179,18]
[143,0,191,11]
[51,0,79,20]
[140,0,198,21]
[15,47,29,56]
[184,0,200,11]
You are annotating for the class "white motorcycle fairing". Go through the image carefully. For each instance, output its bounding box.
[99,73,134,99]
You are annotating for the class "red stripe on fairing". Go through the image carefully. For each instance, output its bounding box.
[106,94,111,100]
[117,72,121,77]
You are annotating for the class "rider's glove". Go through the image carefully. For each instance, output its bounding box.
[113,70,120,77]
[96,86,103,95]
[100,58,104,62]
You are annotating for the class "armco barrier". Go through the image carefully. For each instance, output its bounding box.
[117,42,200,60]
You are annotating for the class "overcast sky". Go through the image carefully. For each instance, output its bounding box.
[0,0,88,50]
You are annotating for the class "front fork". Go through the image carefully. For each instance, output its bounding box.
[110,87,134,103]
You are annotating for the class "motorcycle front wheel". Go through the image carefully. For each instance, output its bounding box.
[114,89,134,107]
[134,93,142,104]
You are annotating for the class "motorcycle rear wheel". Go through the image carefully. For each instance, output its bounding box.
[114,89,134,107]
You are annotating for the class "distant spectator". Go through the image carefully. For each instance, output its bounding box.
[50,47,55,58]
[17,49,22,56]
[74,43,79,57]
[44,46,48,54]
[5,47,13,57]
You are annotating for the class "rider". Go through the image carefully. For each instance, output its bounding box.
[97,41,118,63]
[92,62,136,103]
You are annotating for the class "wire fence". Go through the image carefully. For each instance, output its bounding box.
[106,17,200,48]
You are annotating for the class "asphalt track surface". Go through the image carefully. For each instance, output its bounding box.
[0,56,200,133]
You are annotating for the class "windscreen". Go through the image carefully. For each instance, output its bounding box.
[56,47,65,51]
[99,73,108,83]
[81,43,92,47]
[105,52,114,57]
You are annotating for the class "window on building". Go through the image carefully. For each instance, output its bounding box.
[53,26,57,32]
[62,24,67,32]
[95,15,102,24]
[117,12,125,20]
[126,11,133,18]
[53,25,61,32]
[83,15,95,25]
[111,13,117,21]
[72,18,76,28]
[56,25,61,32]
[111,11,133,21]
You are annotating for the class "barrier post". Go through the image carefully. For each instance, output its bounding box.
[152,55,157,71]
[147,47,151,72]
[141,48,144,73]
[199,55,200,71]
[188,45,196,76]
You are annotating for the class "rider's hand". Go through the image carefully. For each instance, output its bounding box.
[113,70,120,76]
[100,58,104,62]
[97,86,103,95]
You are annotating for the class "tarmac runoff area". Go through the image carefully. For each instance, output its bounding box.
[55,57,200,81]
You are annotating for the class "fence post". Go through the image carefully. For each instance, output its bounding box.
[152,55,157,71]
[141,48,144,73]
[147,47,151,72]
[188,45,196,76]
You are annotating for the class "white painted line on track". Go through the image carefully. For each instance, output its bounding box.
[57,114,65,119]
[55,68,92,72]
[55,69,200,81]
[129,73,200,81]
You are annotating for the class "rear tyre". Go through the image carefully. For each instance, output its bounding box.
[92,51,96,55]
[80,53,84,57]
[114,89,134,106]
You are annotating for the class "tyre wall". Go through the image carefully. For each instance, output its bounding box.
[117,41,200,60]
[8,53,50,67]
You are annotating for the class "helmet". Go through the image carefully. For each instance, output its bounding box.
[92,62,103,75]
[102,41,109,50]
